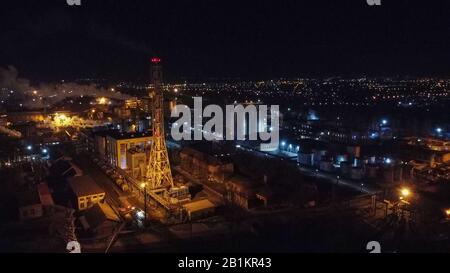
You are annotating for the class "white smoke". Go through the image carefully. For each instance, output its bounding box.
[0,66,130,109]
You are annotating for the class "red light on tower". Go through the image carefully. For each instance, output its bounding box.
[151,57,161,64]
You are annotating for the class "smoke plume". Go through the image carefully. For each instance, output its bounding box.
[0,66,130,109]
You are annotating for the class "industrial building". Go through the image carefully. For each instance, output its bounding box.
[78,203,120,236]
[179,147,234,183]
[126,147,147,180]
[225,175,263,210]
[182,199,215,221]
[17,190,44,221]
[69,175,106,211]
[105,131,152,169]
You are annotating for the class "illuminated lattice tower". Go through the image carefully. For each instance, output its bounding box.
[146,57,174,189]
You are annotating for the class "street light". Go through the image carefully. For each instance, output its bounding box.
[445,209,450,217]
[399,187,411,200]
[140,182,147,225]
[401,188,410,197]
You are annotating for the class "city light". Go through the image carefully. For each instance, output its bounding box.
[136,210,145,220]
[400,187,411,199]
[97,97,108,105]
[3,0,450,256]
[53,113,72,127]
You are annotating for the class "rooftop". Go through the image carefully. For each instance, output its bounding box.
[183,199,215,213]
[79,203,119,231]
[69,175,105,197]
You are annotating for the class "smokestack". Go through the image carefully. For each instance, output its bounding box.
[150,57,163,87]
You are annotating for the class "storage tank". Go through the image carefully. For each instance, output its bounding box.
[313,149,327,166]
[353,157,362,167]
[298,152,314,166]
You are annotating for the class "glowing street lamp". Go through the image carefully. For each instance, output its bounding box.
[445,209,450,217]
[98,97,107,105]
[399,187,411,200]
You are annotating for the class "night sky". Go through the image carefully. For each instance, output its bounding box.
[1,0,450,82]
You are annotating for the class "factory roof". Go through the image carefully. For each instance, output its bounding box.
[69,176,105,197]
[183,199,215,213]
[79,203,120,231]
